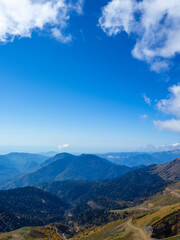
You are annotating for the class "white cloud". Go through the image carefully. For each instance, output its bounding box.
[154,83,180,133]
[99,0,135,35]
[171,142,180,148]
[150,61,170,73]
[138,142,180,152]
[157,84,180,117]
[160,142,180,151]
[154,119,180,133]
[52,28,72,43]
[137,144,157,152]
[140,114,148,120]
[99,0,180,71]
[0,0,83,43]
[143,94,151,106]
[57,143,70,151]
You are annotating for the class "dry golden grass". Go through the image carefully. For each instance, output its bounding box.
[0,225,62,240]
[133,203,180,227]
[72,219,134,240]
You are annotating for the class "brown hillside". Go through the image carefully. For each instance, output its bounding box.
[153,158,180,182]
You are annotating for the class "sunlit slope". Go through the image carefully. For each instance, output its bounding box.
[133,203,180,227]
[0,226,62,240]
[141,182,180,209]
[72,220,133,240]
[75,183,180,240]
[154,158,180,182]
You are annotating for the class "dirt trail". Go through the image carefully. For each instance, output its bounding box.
[54,226,68,240]
[127,219,152,240]
[171,191,180,198]
[165,188,180,198]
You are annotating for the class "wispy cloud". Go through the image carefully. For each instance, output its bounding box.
[140,114,148,120]
[139,142,180,152]
[52,28,72,43]
[143,94,151,106]
[161,142,180,151]
[0,0,83,43]
[57,144,70,151]
[154,119,180,133]
[154,83,180,133]
[99,0,180,72]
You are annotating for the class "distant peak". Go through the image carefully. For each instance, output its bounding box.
[55,152,75,157]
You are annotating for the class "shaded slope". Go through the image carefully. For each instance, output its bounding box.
[6,152,47,172]
[100,150,180,167]
[0,187,67,232]
[37,165,168,211]
[0,166,19,181]
[0,155,15,168]
[154,158,180,182]
[1,154,134,189]
[152,209,180,239]
[36,156,180,211]
[0,156,20,181]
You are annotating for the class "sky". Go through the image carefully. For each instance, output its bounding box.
[0,0,180,153]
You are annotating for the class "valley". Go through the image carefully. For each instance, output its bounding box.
[0,152,179,240]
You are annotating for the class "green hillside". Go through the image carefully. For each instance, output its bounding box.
[1,154,134,189]
[0,187,67,232]
[0,226,62,240]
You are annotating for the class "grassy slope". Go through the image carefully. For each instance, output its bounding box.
[133,203,180,227]
[0,226,62,240]
[73,215,180,240]
[74,183,180,240]
[1,183,180,240]
[132,182,180,229]
[72,220,133,240]
[138,182,180,210]
[142,193,180,208]
[162,236,180,240]
[1,209,179,240]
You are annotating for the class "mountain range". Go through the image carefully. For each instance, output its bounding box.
[100,150,180,166]
[0,150,180,185]
[5,152,47,172]
[0,153,141,189]
[0,153,48,182]
[37,159,176,212]
[0,155,179,238]
[1,150,180,190]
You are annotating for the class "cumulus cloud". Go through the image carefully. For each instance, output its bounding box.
[154,83,180,132]
[99,0,180,71]
[0,0,83,43]
[99,0,135,35]
[157,84,180,117]
[57,143,70,151]
[143,94,151,106]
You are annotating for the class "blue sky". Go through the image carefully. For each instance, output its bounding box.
[0,0,180,153]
